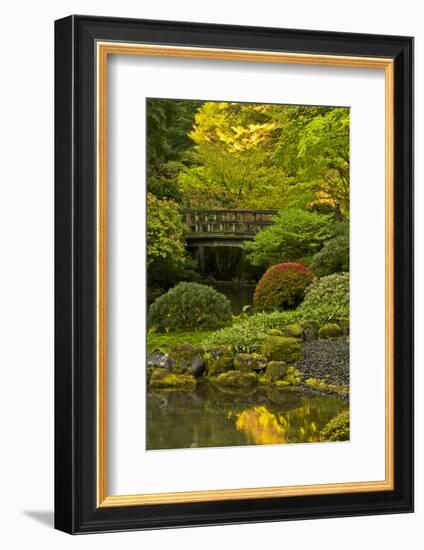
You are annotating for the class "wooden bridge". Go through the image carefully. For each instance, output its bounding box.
[183,209,277,249]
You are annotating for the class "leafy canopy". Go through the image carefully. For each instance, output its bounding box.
[245,208,334,269]
[147,193,195,287]
[274,106,350,217]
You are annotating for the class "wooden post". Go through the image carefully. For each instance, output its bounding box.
[198,246,206,273]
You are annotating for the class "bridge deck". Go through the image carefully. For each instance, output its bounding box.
[183,209,277,244]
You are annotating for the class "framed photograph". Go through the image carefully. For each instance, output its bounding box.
[54,15,413,534]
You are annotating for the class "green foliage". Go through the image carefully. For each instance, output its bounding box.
[310,233,349,277]
[299,272,349,324]
[147,163,183,202]
[203,310,301,353]
[146,98,201,167]
[147,192,185,268]
[178,144,280,209]
[146,99,350,217]
[147,193,196,288]
[203,288,350,353]
[148,282,232,332]
[180,101,279,208]
[253,262,315,311]
[146,99,177,166]
[273,106,350,217]
[178,102,299,209]
[319,409,350,441]
[245,209,334,269]
[260,336,302,363]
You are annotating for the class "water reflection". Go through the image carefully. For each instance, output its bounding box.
[147,380,347,450]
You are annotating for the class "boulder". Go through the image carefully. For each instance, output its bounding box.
[277,366,302,387]
[260,336,302,363]
[264,361,288,382]
[283,323,304,339]
[168,343,206,378]
[147,348,172,370]
[148,368,196,390]
[337,317,350,336]
[207,346,234,375]
[234,353,268,373]
[215,370,257,387]
[267,328,284,337]
[301,320,318,342]
[318,323,342,339]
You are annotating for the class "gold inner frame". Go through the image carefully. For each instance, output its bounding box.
[96,42,395,508]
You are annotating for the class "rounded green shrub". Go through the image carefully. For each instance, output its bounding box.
[148,282,232,332]
[253,262,315,312]
[310,234,349,277]
[320,410,350,442]
[318,323,342,339]
[260,336,302,363]
[299,272,349,324]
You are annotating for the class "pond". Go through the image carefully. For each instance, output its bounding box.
[209,283,255,315]
[146,380,348,450]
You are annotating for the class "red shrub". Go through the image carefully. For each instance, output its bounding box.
[253,262,315,312]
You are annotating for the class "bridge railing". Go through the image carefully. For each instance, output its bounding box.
[183,209,277,237]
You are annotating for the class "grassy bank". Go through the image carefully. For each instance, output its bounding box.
[147,330,214,354]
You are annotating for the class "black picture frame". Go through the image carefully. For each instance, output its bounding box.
[55,15,414,534]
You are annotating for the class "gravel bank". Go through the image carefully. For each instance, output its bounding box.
[296,338,349,386]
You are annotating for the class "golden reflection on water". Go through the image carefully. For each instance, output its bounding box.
[147,384,348,450]
[233,403,335,445]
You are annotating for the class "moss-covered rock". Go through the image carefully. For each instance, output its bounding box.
[275,366,302,387]
[267,328,284,337]
[263,361,288,382]
[318,323,342,339]
[283,323,303,339]
[207,346,234,375]
[320,409,350,441]
[215,370,257,387]
[301,320,318,342]
[305,377,349,397]
[147,365,155,385]
[260,336,302,363]
[234,353,267,373]
[149,368,196,390]
[147,348,172,370]
[260,365,301,387]
[168,343,205,377]
[337,317,350,336]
